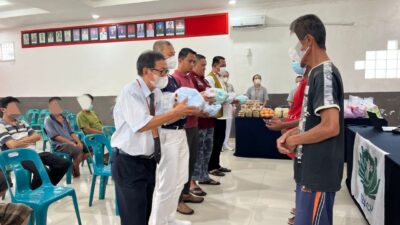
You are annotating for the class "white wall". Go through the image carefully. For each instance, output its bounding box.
[1,0,400,98]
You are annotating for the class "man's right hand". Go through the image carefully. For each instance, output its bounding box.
[173,98,201,117]
[265,116,283,131]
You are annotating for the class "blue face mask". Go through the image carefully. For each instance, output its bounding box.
[291,61,305,75]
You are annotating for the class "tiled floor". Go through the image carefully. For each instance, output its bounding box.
[10,141,367,225]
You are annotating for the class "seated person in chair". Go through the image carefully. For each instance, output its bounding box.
[0,170,32,225]
[76,94,104,134]
[44,97,88,178]
[0,96,70,189]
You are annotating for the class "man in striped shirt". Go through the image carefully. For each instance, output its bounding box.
[0,96,70,190]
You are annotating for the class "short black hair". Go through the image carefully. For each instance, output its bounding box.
[84,94,94,101]
[178,48,197,60]
[252,74,262,81]
[290,14,326,50]
[196,54,206,61]
[137,51,165,76]
[212,56,225,67]
[0,96,20,108]
[49,97,62,103]
[296,75,303,79]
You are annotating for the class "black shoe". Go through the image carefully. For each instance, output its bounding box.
[219,167,231,173]
[209,169,225,177]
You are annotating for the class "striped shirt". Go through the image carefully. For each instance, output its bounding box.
[0,120,36,151]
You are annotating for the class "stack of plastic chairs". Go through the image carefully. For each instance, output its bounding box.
[25,109,40,129]
[83,134,119,215]
[0,148,82,225]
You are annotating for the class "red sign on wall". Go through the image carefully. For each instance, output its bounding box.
[21,13,229,48]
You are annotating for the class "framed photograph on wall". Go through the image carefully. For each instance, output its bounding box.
[127,24,136,38]
[165,20,175,36]
[99,27,108,40]
[118,24,127,39]
[55,30,63,43]
[175,19,185,35]
[38,32,46,44]
[64,30,72,42]
[109,25,117,39]
[47,31,55,43]
[146,23,155,37]
[155,22,165,37]
[30,33,38,44]
[90,27,99,41]
[81,28,89,41]
[137,23,145,38]
[22,33,30,45]
[72,29,80,42]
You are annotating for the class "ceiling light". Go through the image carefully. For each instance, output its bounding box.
[229,0,236,5]
[92,14,100,19]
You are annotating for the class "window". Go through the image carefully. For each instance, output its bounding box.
[0,42,15,61]
[354,40,400,79]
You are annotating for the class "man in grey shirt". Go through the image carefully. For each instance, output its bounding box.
[44,97,86,177]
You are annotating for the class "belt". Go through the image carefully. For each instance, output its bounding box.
[161,125,184,130]
[114,148,154,159]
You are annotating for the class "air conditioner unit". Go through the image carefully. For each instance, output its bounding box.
[231,15,266,28]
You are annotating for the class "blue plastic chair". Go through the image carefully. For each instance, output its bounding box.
[76,132,93,175]
[83,134,118,215]
[102,126,116,141]
[66,114,80,133]
[0,148,82,225]
[62,110,74,117]
[25,109,40,128]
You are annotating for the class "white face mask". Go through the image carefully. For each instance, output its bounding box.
[151,74,169,89]
[254,79,261,85]
[219,67,227,76]
[223,77,229,83]
[166,56,177,70]
[77,95,92,111]
[296,82,300,87]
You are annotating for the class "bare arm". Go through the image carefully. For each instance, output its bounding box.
[5,132,41,149]
[277,108,340,154]
[83,127,103,134]
[53,136,76,146]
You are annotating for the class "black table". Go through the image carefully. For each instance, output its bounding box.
[234,117,290,159]
[346,126,400,225]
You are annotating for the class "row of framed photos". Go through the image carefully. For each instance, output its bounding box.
[22,19,185,46]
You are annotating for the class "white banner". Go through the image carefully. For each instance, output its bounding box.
[351,133,388,225]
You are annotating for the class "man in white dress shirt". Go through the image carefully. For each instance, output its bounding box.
[111,51,199,225]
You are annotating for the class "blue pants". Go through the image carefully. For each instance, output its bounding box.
[192,128,214,182]
[295,184,335,225]
[112,151,156,225]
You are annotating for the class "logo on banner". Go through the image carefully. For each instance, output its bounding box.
[358,146,381,201]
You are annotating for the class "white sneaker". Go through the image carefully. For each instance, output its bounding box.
[223,144,234,151]
[170,220,192,225]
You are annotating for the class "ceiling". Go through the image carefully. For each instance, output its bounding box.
[0,0,346,30]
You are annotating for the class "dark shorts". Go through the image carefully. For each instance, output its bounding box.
[295,184,336,225]
[55,143,82,158]
[0,203,32,225]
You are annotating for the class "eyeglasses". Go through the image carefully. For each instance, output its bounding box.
[151,68,169,76]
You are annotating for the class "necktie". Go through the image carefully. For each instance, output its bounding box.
[149,93,161,164]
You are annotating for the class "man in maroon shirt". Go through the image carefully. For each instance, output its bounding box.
[189,54,221,197]
[172,48,204,215]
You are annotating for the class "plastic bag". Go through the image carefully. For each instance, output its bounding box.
[175,87,205,109]
[235,95,249,104]
[203,104,222,117]
[204,88,228,105]
[225,93,237,104]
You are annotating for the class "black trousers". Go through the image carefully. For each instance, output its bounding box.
[112,151,156,225]
[21,152,70,189]
[182,127,199,195]
[208,119,226,171]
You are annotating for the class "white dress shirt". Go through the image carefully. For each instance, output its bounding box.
[111,76,163,156]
